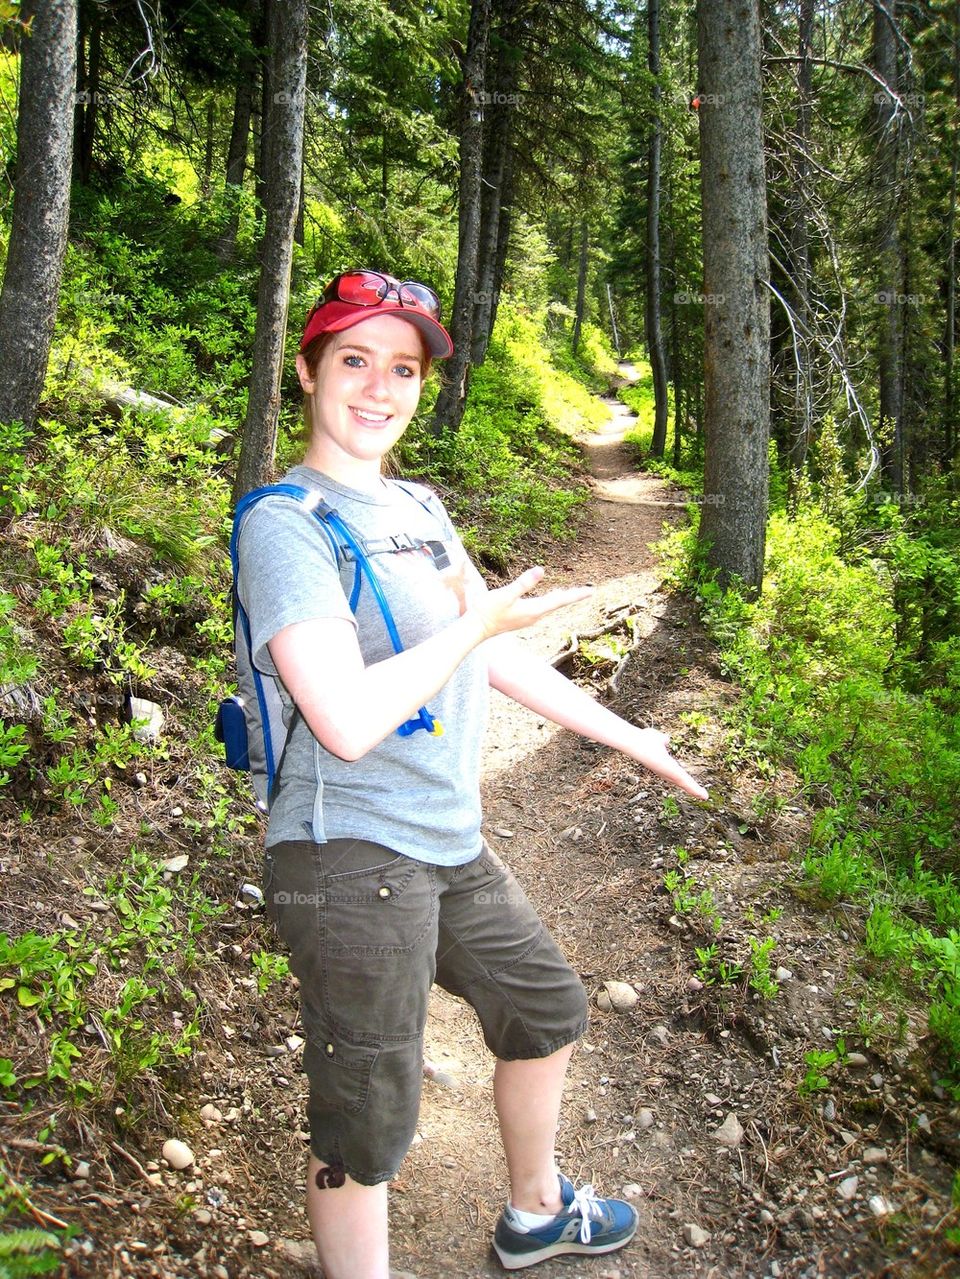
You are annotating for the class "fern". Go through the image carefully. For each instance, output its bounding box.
[0,1227,62,1278]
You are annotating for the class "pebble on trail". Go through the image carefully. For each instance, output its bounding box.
[597,980,639,1012]
[161,1138,194,1170]
[711,1112,744,1149]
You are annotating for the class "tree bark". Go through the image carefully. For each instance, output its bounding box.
[431,0,492,435]
[670,259,683,468]
[0,0,77,435]
[202,96,216,197]
[945,2,960,464]
[488,145,516,340]
[786,0,814,472]
[72,3,99,185]
[232,0,308,502]
[571,217,589,355]
[871,1,905,494]
[646,0,669,457]
[471,0,521,365]
[696,0,770,595]
[216,70,255,262]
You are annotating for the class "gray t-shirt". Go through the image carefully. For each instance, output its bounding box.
[236,465,489,865]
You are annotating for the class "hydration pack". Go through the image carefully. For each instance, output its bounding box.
[215,482,443,812]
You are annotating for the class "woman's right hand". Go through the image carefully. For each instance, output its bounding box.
[470,567,593,640]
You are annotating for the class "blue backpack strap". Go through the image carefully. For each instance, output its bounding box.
[231,483,341,572]
[231,482,441,744]
[230,485,343,798]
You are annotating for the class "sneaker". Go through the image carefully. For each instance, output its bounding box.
[493,1173,639,1270]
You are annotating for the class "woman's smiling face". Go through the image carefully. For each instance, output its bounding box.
[297,312,426,485]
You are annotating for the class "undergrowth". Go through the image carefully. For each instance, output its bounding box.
[398,301,612,567]
[659,478,960,1094]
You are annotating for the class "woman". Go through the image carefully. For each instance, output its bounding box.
[237,269,708,1278]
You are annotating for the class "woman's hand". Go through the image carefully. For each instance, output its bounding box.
[469,567,594,640]
[624,727,709,800]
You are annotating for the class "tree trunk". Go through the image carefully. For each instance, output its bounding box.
[0,0,77,435]
[945,1,960,464]
[471,0,521,365]
[202,96,216,197]
[670,265,683,468]
[232,0,308,502]
[294,152,305,250]
[872,1,905,494]
[571,218,589,355]
[786,0,814,473]
[696,0,770,595]
[431,0,492,435]
[216,70,255,262]
[72,3,99,184]
[646,0,669,458]
[255,53,270,216]
[488,145,515,340]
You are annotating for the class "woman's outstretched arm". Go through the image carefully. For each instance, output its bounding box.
[485,634,709,800]
[269,567,592,762]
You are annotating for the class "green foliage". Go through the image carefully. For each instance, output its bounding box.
[251,950,290,995]
[63,177,258,418]
[622,361,704,492]
[663,866,723,934]
[694,943,743,989]
[399,302,603,565]
[799,1038,848,1097]
[0,1226,62,1276]
[666,490,960,1083]
[0,1164,73,1276]
[0,847,221,1099]
[747,936,780,1000]
[0,593,33,787]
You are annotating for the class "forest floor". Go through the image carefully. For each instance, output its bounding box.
[6,371,959,1279]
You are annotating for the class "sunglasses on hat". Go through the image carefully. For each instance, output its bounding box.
[300,268,452,357]
[320,269,442,320]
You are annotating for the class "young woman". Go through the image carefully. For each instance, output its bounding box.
[237,269,708,1278]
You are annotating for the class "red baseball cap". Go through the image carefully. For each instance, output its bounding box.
[299,292,454,359]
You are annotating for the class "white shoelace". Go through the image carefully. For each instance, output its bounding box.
[568,1182,604,1244]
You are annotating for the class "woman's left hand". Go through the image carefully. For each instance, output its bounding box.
[626,727,709,800]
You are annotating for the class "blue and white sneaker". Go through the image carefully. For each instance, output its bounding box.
[493,1173,639,1270]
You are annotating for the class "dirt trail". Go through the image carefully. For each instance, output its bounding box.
[383,372,958,1279]
[390,374,712,1278]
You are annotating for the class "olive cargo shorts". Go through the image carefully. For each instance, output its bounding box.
[263,837,589,1186]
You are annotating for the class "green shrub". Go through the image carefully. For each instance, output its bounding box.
[664,491,960,1085]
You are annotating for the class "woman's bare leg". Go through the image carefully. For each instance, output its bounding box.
[306,1156,390,1279]
[493,1043,575,1214]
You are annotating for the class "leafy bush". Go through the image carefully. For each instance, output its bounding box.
[663,492,960,1087]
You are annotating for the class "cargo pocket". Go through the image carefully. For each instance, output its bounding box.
[322,851,436,958]
[302,1018,380,1117]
